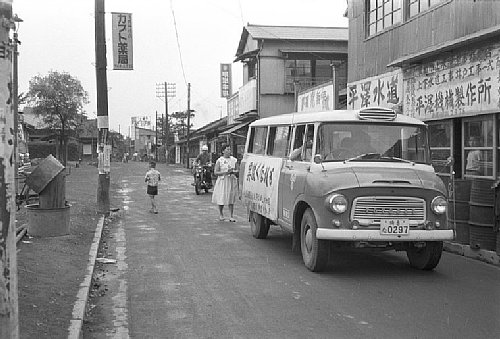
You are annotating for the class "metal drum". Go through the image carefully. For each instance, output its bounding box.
[448,179,472,244]
[25,154,65,194]
[469,178,496,250]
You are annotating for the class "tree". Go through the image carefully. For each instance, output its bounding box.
[171,110,194,137]
[26,70,89,165]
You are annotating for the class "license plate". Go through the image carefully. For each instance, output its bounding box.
[380,219,410,235]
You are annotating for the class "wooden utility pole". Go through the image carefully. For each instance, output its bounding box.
[164,82,168,149]
[186,83,191,169]
[0,1,19,337]
[95,0,110,215]
[155,110,158,161]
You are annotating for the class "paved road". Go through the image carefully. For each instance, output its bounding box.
[83,162,500,339]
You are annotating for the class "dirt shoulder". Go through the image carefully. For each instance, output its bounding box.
[16,164,107,338]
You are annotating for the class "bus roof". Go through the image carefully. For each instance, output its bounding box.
[249,108,426,127]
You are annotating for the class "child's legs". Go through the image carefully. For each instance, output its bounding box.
[229,204,234,217]
[149,195,156,209]
[218,205,224,217]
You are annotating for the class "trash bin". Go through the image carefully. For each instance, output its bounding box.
[25,155,70,237]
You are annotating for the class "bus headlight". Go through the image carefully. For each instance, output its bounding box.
[327,194,348,214]
[431,196,447,215]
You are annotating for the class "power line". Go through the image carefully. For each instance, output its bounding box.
[238,0,246,26]
[170,0,188,87]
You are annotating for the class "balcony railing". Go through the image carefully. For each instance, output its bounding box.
[285,76,347,94]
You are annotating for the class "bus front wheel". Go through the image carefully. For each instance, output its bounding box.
[301,208,329,272]
[250,211,270,239]
[406,241,443,270]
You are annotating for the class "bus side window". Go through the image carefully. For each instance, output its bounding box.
[249,127,267,155]
[269,125,291,157]
[247,128,256,153]
[289,125,306,161]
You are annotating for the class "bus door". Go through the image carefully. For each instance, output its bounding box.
[279,124,314,226]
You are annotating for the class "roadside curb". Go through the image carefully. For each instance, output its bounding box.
[444,241,500,267]
[67,215,105,339]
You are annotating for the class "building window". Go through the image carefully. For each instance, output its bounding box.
[408,0,443,18]
[463,116,494,178]
[247,60,256,79]
[366,0,445,37]
[285,59,335,93]
[429,121,452,176]
[497,114,500,179]
[367,0,403,36]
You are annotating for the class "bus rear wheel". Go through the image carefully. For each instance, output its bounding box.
[250,211,270,239]
[301,208,329,272]
[406,241,443,270]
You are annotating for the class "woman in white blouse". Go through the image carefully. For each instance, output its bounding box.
[212,144,239,221]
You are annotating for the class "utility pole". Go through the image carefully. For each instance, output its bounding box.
[95,0,110,215]
[155,82,175,163]
[155,110,158,161]
[0,1,19,337]
[186,83,191,169]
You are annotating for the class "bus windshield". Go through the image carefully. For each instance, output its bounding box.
[317,123,430,163]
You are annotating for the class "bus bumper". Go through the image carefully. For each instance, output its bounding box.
[316,229,454,241]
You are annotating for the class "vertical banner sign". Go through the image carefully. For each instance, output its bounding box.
[112,12,133,70]
[220,63,232,98]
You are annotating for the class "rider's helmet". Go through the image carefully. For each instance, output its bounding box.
[201,145,208,151]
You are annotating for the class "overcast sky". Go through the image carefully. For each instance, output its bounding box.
[14,0,348,135]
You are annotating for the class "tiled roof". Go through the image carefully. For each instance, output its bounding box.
[245,24,348,41]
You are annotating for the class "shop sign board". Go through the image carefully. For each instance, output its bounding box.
[239,78,257,114]
[403,42,500,120]
[347,70,403,110]
[131,116,151,129]
[112,12,133,70]
[220,63,232,98]
[227,92,239,125]
[297,81,334,112]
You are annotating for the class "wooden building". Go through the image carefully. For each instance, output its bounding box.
[346,0,500,182]
[234,24,348,119]
[346,0,500,250]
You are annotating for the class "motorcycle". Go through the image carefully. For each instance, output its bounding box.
[194,163,214,195]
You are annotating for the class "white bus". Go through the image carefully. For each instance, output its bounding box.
[239,107,453,272]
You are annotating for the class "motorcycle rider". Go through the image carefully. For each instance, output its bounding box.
[193,145,212,184]
[196,145,211,166]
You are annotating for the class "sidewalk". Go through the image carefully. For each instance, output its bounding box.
[14,162,499,338]
[444,241,500,266]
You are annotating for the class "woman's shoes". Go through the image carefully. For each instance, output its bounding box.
[219,216,225,221]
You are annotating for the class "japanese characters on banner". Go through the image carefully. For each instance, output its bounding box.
[297,82,334,112]
[403,42,500,120]
[347,70,402,110]
[112,12,133,70]
[220,63,232,98]
[131,116,151,129]
[242,155,282,221]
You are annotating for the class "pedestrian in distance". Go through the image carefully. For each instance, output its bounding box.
[145,161,161,214]
[212,144,239,222]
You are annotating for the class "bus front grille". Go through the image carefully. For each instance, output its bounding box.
[351,196,426,226]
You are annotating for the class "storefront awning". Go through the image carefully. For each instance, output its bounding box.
[220,121,251,136]
[387,24,500,68]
